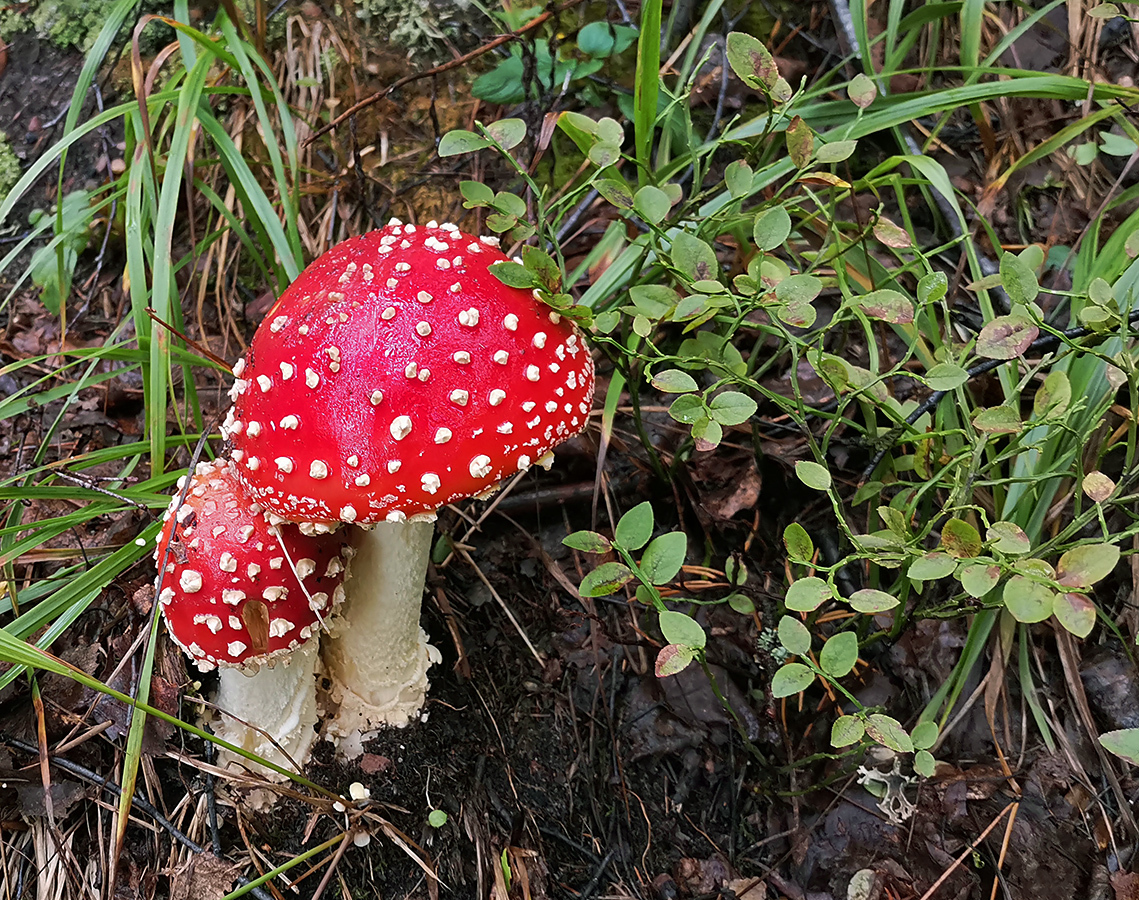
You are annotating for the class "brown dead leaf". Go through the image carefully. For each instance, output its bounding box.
[360,753,392,774]
[1111,870,1139,900]
[169,853,240,900]
[726,877,766,899]
[15,781,85,818]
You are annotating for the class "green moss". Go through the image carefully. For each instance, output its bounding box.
[0,0,172,53]
[0,133,20,206]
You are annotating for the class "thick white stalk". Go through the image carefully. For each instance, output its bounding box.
[212,639,321,775]
[321,521,439,756]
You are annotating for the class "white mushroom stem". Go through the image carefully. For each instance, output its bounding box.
[321,521,440,757]
[212,640,321,774]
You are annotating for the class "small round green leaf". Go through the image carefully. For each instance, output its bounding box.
[1100,728,1139,764]
[1033,370,1071,418]
[772,662,815,698]
[486,118,526,150]
[777,615,811,656]
[914,750,936,778]
[670,232,719,282]
[925,362,969,391]
[753,206,791,251]
[785,576,832,612]
[917,271,948,304]
[1053,592,1096,638]
[725,159,754,198]
[651,369,698,394]
[579,562,635,597]
[783,522,814,563]
[708,391,757,426]
[595,178,634,209]
[428,809,448,827]
[848,73,877,108]
[865,714,913,753]
[973,405,1021,434]
[589,142,621,167]
[795,461,831,491]
[908,552,956,582]
[775,273,822,305]
[633,185,671,225]
[615,502,654,551]
[668,395,706,424]
[563,530,612,554]
[725,31,779,90]
[640,532,687,584]
[438,129,492,156]
[816,140,856,164]
[1003,575,1055,623]
[785,115,814,168]
[910,720,939,751]
[819,632,858,678]
[999,252,1039,306]
[856,289,913,324]
[959,563,1000,598]
[658,610,706,649]
[460,180,495,206]
[848,589,899,614]
[832,715,865,747]
[692,416,723,451]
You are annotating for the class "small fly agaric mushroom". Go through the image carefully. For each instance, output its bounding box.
[155,459,349,772]
[223,219,594,753]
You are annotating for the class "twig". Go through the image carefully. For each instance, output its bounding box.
[916,801,1016,900]
[456,546,544,666]
[306,0,592,145]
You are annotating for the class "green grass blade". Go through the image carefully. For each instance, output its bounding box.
[147,53,212,470]
[634,0,662,186]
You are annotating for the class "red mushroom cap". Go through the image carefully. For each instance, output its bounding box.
[224,221,594,525]
[155,460,349,671]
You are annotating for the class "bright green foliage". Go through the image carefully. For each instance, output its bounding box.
[0,133,21,205]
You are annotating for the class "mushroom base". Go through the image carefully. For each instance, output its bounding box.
[211,639,321,776]
[321,520,439,756]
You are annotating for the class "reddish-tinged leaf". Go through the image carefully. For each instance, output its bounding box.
[1056,543,1119,588]
[872,217,911,248]
[848,73,877,108]
[725,32,779,90]
[865,714,913,753]
[786,116,814,168]
[655,643,696,677]
[797,172,850,188]
[1053,592,1096,638]
[976,316,1038,359]
[1083,471,1115,502]
[856,289,913,323]
[941,518,982,559]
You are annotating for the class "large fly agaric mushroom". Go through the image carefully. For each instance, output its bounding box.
[223,220,594,752]
[156,459,349,771]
